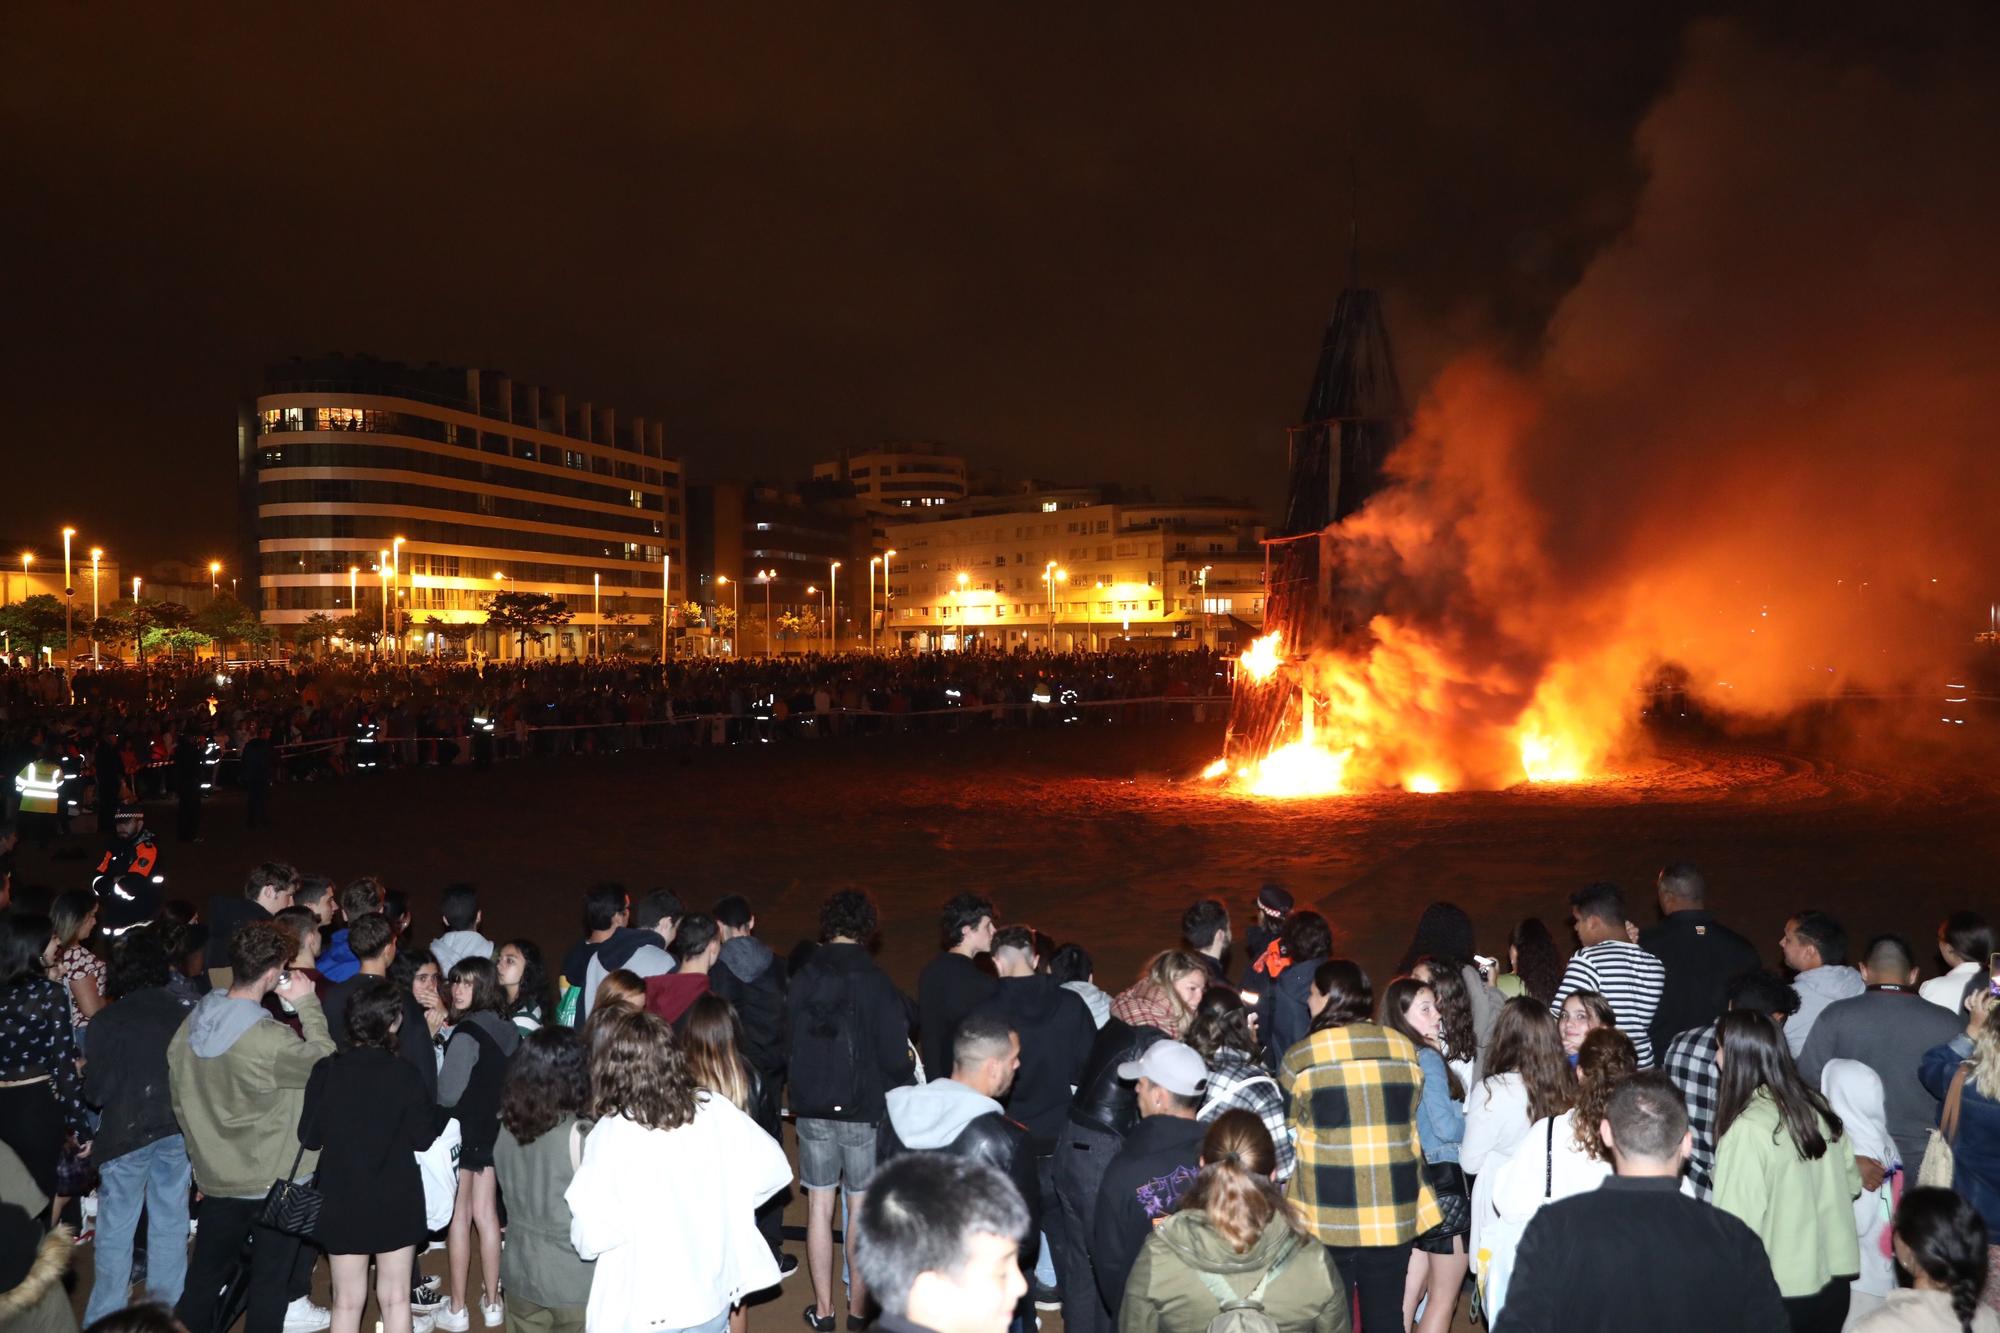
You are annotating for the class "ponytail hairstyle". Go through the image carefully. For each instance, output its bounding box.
[1893,1187,1990,1333]
[1175,1109,1305,1253]
[1306,960,1373,1034]
[1714,1009,1843,1161]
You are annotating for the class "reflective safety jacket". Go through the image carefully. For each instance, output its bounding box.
[15,761,63,814]
[97,832,160,883]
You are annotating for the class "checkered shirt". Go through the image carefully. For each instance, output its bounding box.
[1279,1021,1443,1248]
[1662,1021,1722,1198]
[1200,1047,1297,1182]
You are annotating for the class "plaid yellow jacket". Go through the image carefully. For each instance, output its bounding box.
[1279,1020,1442,1248]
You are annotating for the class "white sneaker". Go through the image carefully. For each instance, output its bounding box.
[283,1296,332,1333]
[430,1304,471,1332]
[411,1316,436,1333]
[479,1300,504,1327]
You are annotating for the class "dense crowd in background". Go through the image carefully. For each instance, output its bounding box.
[3,847,2000,1333]
[0,652,1231,810]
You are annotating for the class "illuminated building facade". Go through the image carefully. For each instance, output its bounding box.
[812,442,968,515]
[242,356,684,657]
[881,489,1266,651]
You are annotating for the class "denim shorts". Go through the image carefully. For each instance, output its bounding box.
[795,1116,876,1192]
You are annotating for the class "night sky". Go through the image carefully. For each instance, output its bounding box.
[5,2,1991,564]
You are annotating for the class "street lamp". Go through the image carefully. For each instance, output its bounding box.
[757,568,776,658]
[828,560,841,655]
[717,575,739,657]
[89,548,101,669]
[867,557,880,654]
[132,576,143,667]
[1045,562,1067,648]
[662,553,673,661]
[593,572,601,661]
[807,585,824,654]
[379,549,391,661]
[881,549,896,652]
[391,537,406,665]
[209,560,222,600]
[61,529,75,676]
[955,571,971,651]
[1196,564,1213,646]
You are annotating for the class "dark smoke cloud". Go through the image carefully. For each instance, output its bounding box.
[1326,20,2000,783]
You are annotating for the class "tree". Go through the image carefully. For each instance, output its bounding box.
[193,594,265,655]
[710,602,737,636]
[484,590,572,656]
[425,615,478,657]
[0,594,70,657]
[297,613,339,657]
[778,607,821,648]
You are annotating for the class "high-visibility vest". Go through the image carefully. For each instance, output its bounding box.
[15,762,63,814]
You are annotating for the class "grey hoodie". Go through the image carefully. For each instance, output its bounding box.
[186,992,270,1058]
[431,929,496,978]
[1787,965,1866,1056]
[883,1077,1003,1149]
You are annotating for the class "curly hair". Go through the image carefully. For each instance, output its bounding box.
[938,893,995,949]
[1508,918,1564,1006]
[1572,1027,1638,1160]
[819,889,878,944]
[1279,910,1333,965]
[1411,956,1479,1066]
[500,1026,590,1145]
[342,975,404,1053]
[588,1006,699,1131]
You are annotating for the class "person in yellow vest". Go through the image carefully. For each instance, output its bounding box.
[13,750,65,851]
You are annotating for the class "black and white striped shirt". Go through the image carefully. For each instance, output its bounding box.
[1552,941,1668,1065]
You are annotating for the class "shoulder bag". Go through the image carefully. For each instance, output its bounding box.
[259,1143,322,1238]
[1918,1062,1971,1189]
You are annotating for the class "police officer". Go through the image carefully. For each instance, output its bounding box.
[94,804,164,936]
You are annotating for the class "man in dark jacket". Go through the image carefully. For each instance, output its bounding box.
[202,860,297,988]
[82,929,194,1324]
[1181,899,1231,993]
[1088,1041,1208,1314]
[1055,1014,1168,1333]
[1240,883,1292,1009]
[971,927,1093,1307]
[918,893,998,1078]
[1496,1072,1787,1332]
[788,890,916,1330]
[879,1012,1039,1333]
[711,894,794,1271]
[1638,863,1762,1059]
[323,913,437,1099]
[240,723,274,829]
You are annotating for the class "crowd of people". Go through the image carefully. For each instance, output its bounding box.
[1,652,1231,829]
[3,858,2000,1333]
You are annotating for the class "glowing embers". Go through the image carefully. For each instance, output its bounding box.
[1517,729,1589,784]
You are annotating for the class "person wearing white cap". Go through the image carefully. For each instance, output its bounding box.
[1087,1041,1209,1316]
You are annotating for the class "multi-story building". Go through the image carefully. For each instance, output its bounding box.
[242,356,684,658]
[686,481,874,653]
[882,488,1267,651]
[812,442,968,515]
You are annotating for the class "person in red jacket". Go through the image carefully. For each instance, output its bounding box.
[646,913,718,1027]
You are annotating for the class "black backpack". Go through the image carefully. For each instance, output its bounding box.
[790,961,864,1119]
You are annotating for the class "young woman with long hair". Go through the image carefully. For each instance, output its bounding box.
[1461,999,1571,1291]
[1557,991,1616,1064]
[493,1026,595,1332]
[1383,977,1469,1333]
[495,939,551,1032]
[50,888,106,1030]
[567,1008,790,1333]
[1483,1028,1639,1324]
[1409,956,1482,1085]
[1502,919,1564,1007]
[1713,1010,1861,1333]
[1282,961,1440,1333]
[1857,1188,2000,1333]
[1118,1111,1342,1333]
[1109,949,1208,1040]
[683,995,756,1115]
[435,955,523,1331]
[1922,991,2000,1316]
[301,977,441,1333]
[1186,988,1294,1182]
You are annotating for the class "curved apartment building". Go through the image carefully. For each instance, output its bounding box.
[242,356,683,657]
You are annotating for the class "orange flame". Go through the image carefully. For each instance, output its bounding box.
[1237,632,1283,683]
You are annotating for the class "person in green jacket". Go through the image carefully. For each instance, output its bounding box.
[1713,1009,1863,1333]
[1118,1110,1350,1333]
[168,919,337,1333]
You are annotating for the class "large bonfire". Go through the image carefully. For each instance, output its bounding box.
[1203,25,2000,798]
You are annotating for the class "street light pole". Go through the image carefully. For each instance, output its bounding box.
[89,548,101,669]
[718,576,737,658]
[593,572,601,661]
[378,550,390,661]
[867,558,878,654]
[760,569,775,658]
[828,560,840,655]
[663,553,672,660]
[131,575,143,668]
[61,528,75,677]
[881,549,896,653]
[209,560,221,602]
[391,537,406,665]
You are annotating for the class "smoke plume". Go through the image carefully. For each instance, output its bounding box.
[1298,21,2000,792]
